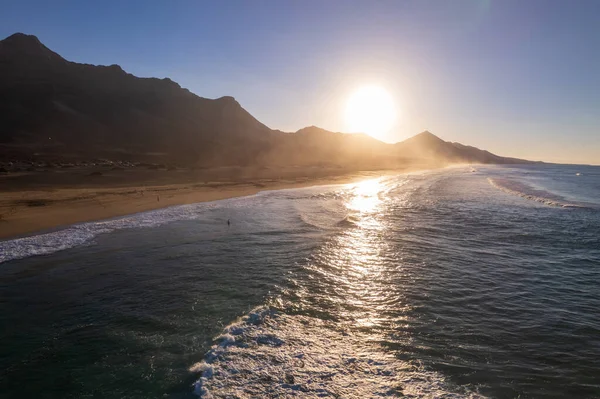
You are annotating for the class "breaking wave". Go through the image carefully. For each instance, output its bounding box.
[1,183,358,264]
[488,177,593,209]
[190,306,488,399]
[0,203,207,263]
[0,193,267,264]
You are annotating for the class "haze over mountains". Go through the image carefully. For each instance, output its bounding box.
[0,33,533,168]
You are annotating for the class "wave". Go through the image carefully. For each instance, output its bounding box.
[0,196,247,264]
[0,181,367,264]
[295,198,348,231]
[0,207,189,264]
[297,212,358,231]
[189,306,488,398]
[488,178,593,209]
[335,215,359,228]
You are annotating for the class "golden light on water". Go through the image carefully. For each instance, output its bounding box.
[344,86,397,141]
[346,178,384,215]
[287,177,405,333]
[339,178,390,328]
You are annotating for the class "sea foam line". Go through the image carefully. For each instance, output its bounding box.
[0,199,224,264]
[487,177,590,209]
[0,180,369,264]
[189,306,488,398]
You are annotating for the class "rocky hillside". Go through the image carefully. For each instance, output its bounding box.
[0,33,277,166]
[0,33,533,167]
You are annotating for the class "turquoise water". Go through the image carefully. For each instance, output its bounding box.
[1,165,599,398]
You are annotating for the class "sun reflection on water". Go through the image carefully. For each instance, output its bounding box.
[284,177,407,333]
[345,178,384,214]
[334,178,396,329]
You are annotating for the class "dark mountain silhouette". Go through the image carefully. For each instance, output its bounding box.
[0,33,276,166]
[0,33,534,167]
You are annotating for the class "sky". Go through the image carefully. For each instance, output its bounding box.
[1,0,599,164]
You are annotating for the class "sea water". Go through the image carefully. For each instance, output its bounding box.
[1,164,599,398]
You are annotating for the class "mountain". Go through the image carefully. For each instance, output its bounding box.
[258,126,405,168]
[0,33,276,166]
[395,131,529,164]
[0,33,533,167]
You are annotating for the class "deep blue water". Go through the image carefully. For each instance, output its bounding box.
[1,164,599,398]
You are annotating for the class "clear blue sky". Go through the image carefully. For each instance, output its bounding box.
[1,0,599,164]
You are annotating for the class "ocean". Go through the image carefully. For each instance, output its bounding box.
[1,164,599,398]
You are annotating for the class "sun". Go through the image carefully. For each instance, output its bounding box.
[344,85,397,141]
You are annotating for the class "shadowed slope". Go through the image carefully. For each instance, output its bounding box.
[0,33,534,167]
[0,33,275,165]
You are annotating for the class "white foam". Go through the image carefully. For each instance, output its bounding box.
[0,181,366,264]
[190,306,488,398]
[0,174,418,264]
[488,177,592,209]
[0,195,251,264]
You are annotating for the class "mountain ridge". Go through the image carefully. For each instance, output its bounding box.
[0,32,535,167]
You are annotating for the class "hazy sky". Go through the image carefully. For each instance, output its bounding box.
[2,0,599,164]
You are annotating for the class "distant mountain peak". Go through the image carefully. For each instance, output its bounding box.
[0,32,64,62]
[3,32,41,44]
[402,130,446,147]
[0,32,535,167]
[415,130,442,140]
[296,125,328,134]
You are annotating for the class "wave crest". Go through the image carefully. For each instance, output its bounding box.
[488,178,592,209]
[190,306,487,398]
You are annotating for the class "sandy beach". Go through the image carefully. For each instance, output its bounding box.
[0,166,424,240]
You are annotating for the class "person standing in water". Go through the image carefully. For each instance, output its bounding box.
[227,219,230,226]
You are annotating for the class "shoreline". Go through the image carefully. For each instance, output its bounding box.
[0,168,420,241]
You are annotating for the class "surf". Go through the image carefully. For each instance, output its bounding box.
[189,306,488,399]
[487,177,593,209]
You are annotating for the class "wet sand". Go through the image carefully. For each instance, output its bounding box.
[0,166,426,240]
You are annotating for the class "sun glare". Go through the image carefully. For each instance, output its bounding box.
[344,86,397,141]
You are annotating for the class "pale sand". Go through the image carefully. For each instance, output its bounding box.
[0,169,414,240]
